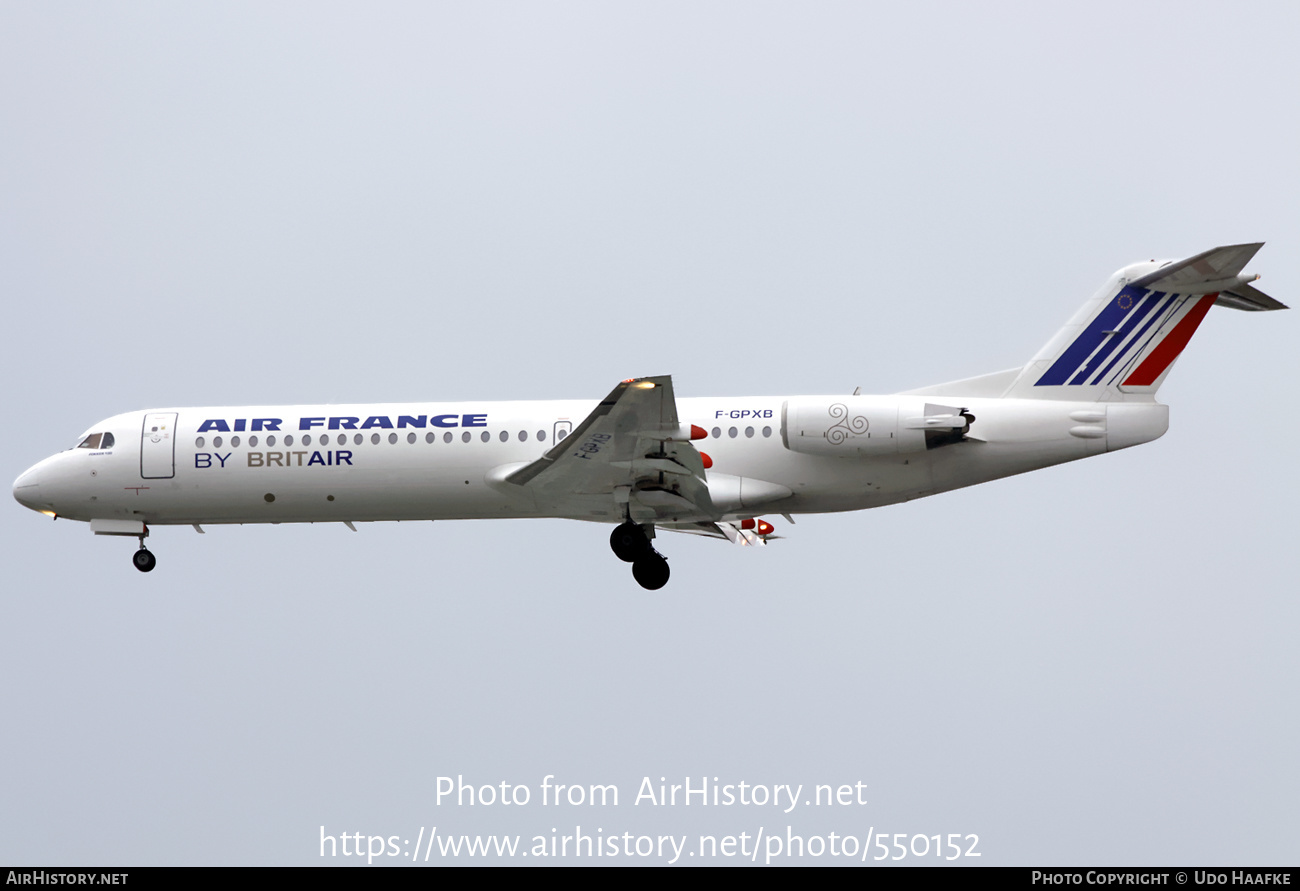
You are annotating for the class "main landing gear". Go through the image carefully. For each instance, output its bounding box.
[609,522,670,590]
[132,527,156,573]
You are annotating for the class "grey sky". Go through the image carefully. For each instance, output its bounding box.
[2,1,1297,865]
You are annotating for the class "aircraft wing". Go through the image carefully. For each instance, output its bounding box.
[503,375,717,522]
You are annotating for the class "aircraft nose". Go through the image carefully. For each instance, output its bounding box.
[13,464,47,512]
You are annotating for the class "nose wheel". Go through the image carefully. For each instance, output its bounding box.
[132,548,157,572]
[132,528,156,573]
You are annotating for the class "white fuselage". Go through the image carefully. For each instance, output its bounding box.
[13,394,1169,528]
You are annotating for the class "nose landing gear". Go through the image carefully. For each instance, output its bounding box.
[133,526,156,573]
[132,547,157,572]
[609,522,670,590]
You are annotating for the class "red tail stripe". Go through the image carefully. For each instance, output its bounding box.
[1122,293,1217,387]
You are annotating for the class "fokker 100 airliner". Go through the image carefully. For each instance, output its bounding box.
[13,243,1285,589]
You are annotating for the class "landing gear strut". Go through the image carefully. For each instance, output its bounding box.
[610,522,670,590]
[133,527,156,573]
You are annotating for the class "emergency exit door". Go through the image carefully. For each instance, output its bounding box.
[553,420,572,445]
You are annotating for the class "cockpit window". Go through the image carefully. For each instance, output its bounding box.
[74,432,115,450]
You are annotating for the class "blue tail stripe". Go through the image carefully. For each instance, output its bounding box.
[1035,286,1146,386]
[1082,291,1172,385]
[1104,294,1190,387]
[1064,289,1165,385]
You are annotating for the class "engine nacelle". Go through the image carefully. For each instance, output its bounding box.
[781,397,975,457]
[782,397,914,457]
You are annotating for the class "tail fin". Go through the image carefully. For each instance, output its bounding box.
[1004,243,1285,400]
